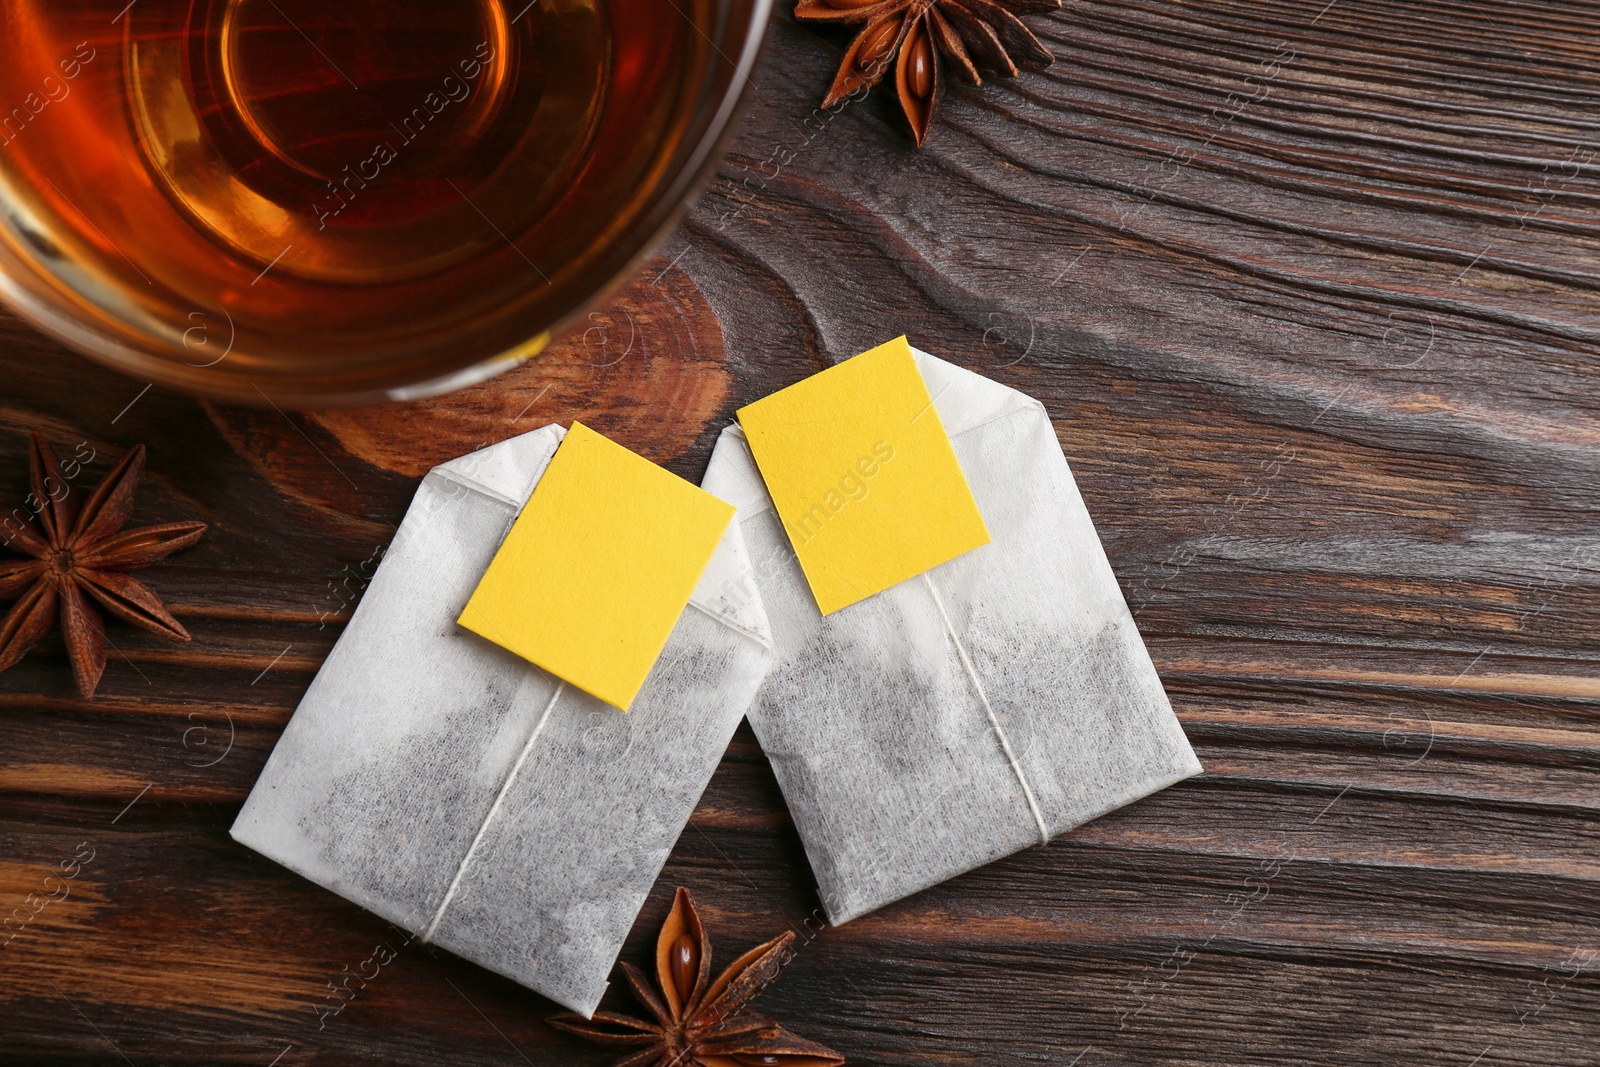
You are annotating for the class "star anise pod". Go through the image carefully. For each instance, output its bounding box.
[549,887,844,1067]
[0,434,206,699]
[796,0,1061,145]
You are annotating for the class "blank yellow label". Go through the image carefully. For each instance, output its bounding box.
[458,422,734,710]
[736,336,990,615]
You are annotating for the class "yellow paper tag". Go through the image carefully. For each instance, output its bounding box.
[458,423,734,710]
[736,336,990,615]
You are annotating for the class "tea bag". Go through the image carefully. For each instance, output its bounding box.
[703,341,1201,924]
[233,425,771,1016]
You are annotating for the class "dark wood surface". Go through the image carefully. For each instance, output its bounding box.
[4,1,1600,1063]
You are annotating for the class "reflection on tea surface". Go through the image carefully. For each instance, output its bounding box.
[0,0,725,398]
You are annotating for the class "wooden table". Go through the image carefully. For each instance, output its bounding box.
[4,1,1598,1063]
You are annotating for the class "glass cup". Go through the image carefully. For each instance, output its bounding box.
[0,0,771,404]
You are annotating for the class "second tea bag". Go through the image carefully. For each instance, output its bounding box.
[704,338,1201,924]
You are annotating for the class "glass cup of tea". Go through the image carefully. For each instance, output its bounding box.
[0,0,771,404]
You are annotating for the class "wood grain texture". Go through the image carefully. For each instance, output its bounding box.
[3,0,1600,1063]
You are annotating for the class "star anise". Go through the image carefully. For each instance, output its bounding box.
[0,434,206,699]
[549,887,845,1067]
[796,0,1061,145]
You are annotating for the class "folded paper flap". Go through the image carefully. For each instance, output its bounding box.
[429,423,765,648]
[687,520,772,650]
[910,347,1043,438]
[428,424,567,509]
[703,424,767,511]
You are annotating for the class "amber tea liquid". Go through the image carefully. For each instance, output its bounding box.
[0,0,721,395]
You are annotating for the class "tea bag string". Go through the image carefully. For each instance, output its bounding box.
[422,681,568,943]
[922,574,1051,846]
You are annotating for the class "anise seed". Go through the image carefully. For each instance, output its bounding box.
[909,32,933,98]
[670,933,697,1002]
[855,18,901,72]
[733,1057,786,1067]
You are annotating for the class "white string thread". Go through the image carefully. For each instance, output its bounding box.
[922,574,1051,846]
[422,681,567,942]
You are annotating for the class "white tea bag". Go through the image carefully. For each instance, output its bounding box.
[703,346,1201,924]
[233,425,771,1016]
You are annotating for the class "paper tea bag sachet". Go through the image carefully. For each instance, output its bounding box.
[703,338,1202,924]
[233,423,771,1016]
